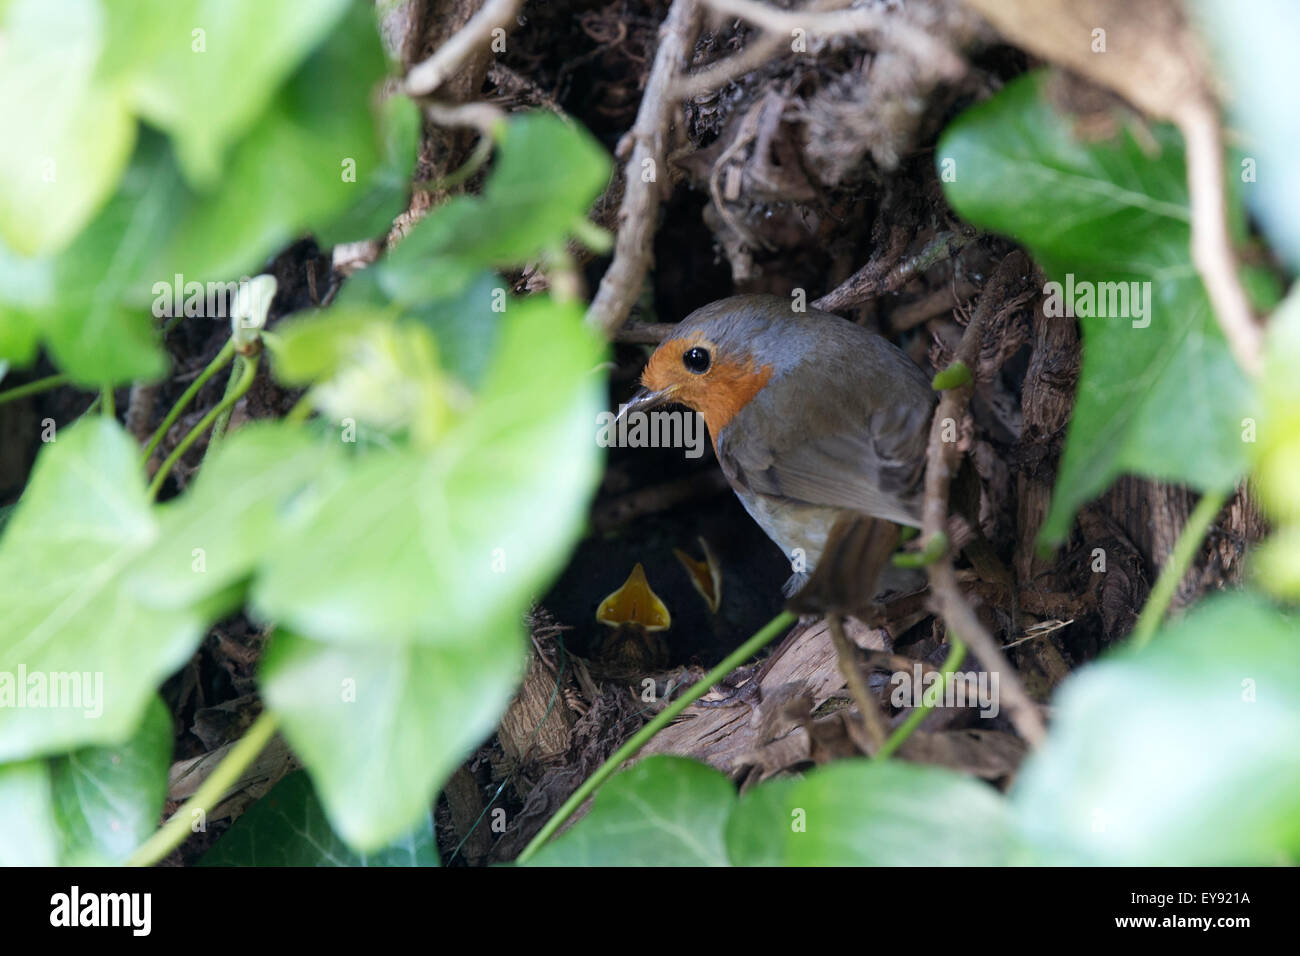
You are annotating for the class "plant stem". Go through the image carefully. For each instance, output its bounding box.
[0,373,71,406]
[127,711,280,867]
[206,353,248,453]
[284,392,314,424]
[140,339,235,464]
[101,385,115,418]
[147,354,258,500]
[874,637,966,761]
[515,609,798,864]
[1131,487,1228,649]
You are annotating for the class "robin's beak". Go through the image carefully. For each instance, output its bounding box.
[617,385,678,420]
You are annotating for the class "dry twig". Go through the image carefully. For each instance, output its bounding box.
[612,322,677,344]
[405,0,524,96]
[586,0,704,336]
[703,0,963,77]
[827,614,888,751]
[814,229,980,312]
[921,250,1047,747]
[1179,104,1263,375]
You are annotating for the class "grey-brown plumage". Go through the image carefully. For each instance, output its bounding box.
[690,297,933,565]
[632,294,937,588]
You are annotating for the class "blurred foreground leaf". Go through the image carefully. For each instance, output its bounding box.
[1012,594,1300,864]
[0,420,202,759]
[260,626,521,850]
[202,770,438,866]
[254,298,605,645]
[524,757,736,866]
[727,760,1014,865]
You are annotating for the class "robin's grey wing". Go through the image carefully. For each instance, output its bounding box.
[717,351,934,526]
[719,410,929,526]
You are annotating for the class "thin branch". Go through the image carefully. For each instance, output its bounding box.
[672,0,959,100]
[612,322,677,344]
[404,0,524,97]
[814,229,980,312]
[921,251,1047,747]
[585,0,703,336]
[1179,104,1264,376]
[422,100,506,136]
[700,0,963,79]
[670,25,789,101]
[828,614,888,751]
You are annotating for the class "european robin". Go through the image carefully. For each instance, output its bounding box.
[622,294,937,596]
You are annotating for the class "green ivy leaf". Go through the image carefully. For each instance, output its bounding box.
[50,696,172,864]
[1,3,395,383]
[127,424,341,611]
[0,242,49,366]
[0,0,136,255]
[0,419,203,759]
[403,273,507,389]
[201,770,438,866]
[523,757,736,866]
[378,112,610,304]
[0,0,381,268]
[161,0,390,282]
[1012,594,1300,864]
[253,298,606,645]
[272,306,464,447]
[313,93,420,248]
[939,72,1254,544]
[334,269,506,389]
[0,760,60,865]
[0,131,183,385]
[1254,285,1300,523]
[119,0,355,188]
[719,776,799,867]
[35,135,181,384]
[726,760,1014,865]
[259,626,522,850]
[479,112,613,256]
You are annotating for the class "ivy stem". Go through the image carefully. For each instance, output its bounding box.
[140,339,235,465]
[515,609,798,863]
[127,711,280,867]
[873,637,966,761]
[284,392,314,424]
[147,353,259,501]
[206,353,249,455]
[0,373,71,406]
[1131,487,1228,649]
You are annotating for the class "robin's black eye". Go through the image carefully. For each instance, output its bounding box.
[682,347,711,374]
